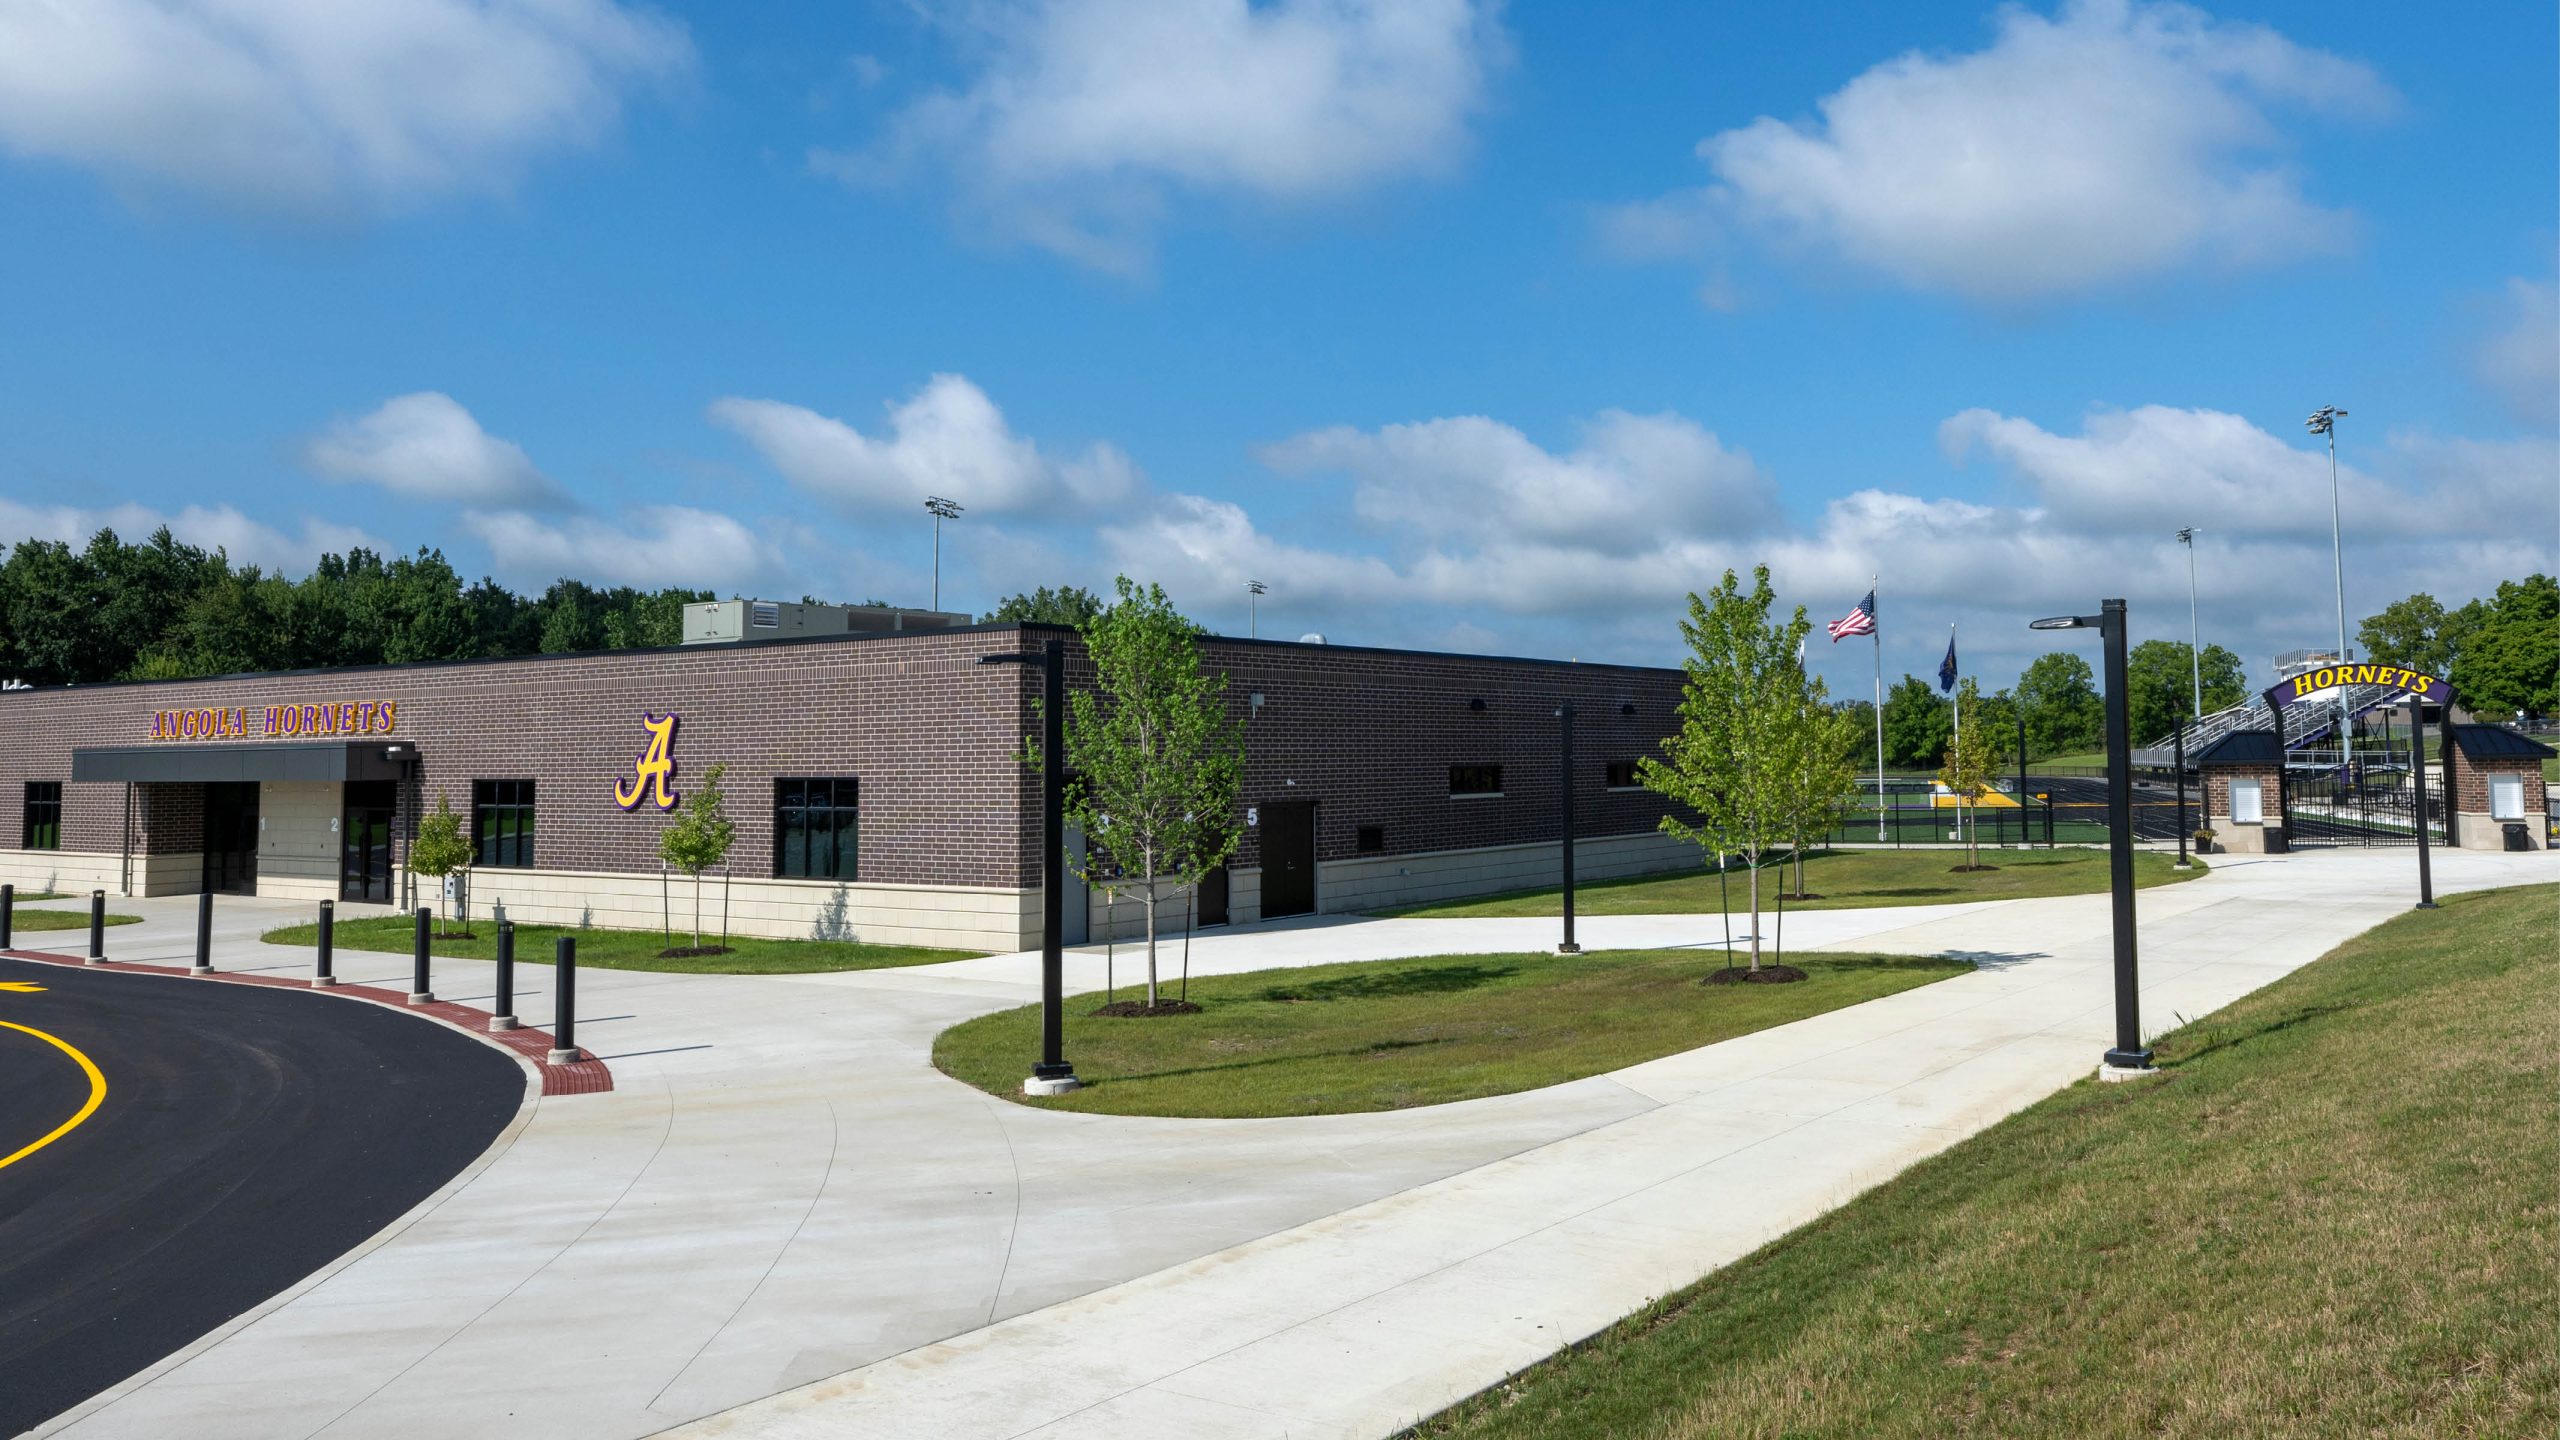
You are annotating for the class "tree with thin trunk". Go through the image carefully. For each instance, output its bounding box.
[408,792,472,937]
[1639,566,1811,974]
[1938,680,2002,871]
[1779,677,1866,899]
[1061,577,1246,1010]
[660,761,736,951]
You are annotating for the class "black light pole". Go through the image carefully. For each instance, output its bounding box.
[1557,702,1580,955]
[2032,599,2152,1074]
[549,935,579,1064]
[981,638,1079,1094]
[192,890,215,976]
[315,900,337,986]
[409,906,434,1005]
[2173,716,2190,869]
[492,920,519,1030]
[87,890,106,964]
[2,882,13,950]
[2408,697,2437,910]
[2015,706,2028,850]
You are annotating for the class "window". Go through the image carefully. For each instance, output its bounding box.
[473,780,536,868]
[2229,777,2263,825]
[776,778,859,880]
[22,782,61,850]
[1449,764,1503,798]
[1605,760,1640,790]
[1356,825,1384,854]
[2490,775,2526,821]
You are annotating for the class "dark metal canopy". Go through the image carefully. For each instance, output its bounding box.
[71,742,412,784]
[2440,724,2558,761]
[2191,729,2285,767]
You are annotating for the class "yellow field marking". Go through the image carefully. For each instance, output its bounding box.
[0,1019,107,1170]
[0,981,47,992]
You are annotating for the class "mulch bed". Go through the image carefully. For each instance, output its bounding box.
[655,944,735,959]
[1091,999,1204,1017]
[1703,964,1808,985]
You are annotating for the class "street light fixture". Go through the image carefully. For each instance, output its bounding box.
[2304,406,2353,774]
[2175,527,2202,720]
[2029,599,2153,1075]
[1246,579,1266,639]
[978,640,1078,1095]
[925,496,964,612]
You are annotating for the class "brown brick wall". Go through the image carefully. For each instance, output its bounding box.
[1,626,1693,890]
[2202,763,2285,825]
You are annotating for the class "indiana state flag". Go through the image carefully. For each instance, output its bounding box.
[1937,631,1958,694]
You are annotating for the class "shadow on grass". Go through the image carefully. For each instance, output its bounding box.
[1253,962,1521,1004]
[1938,950,2043,972]
[1084,1033,1463,1089]
[2167,1000,2363,1067]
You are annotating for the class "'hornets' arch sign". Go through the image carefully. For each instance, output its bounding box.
[2264,663,2451,712]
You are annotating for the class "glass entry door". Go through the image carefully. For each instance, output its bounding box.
[202,782,259,895]
[341,781,396,903]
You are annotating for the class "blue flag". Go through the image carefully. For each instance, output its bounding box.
[1937,631,1958,693]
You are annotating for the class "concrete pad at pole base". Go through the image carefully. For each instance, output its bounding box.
[546,1048,581,1065]
[309,976,339,987]
[488,1016,517,1031]
[1023,1074,1084,1097]
[2098,1062,2164,1083]
[406,992,434,1006]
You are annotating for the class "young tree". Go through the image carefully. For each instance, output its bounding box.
[408,792,474,935]
[1061,577,1246,1009]
[1937,679,2003,871]
[1778,684,1866,898]
[660,761,737,952]
[1639,566,1812,973]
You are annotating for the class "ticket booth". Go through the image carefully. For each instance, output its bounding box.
[2194,730,2288,854]
[2440,725,2553,851]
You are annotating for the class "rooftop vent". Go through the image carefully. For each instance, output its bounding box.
[749,602,780,629]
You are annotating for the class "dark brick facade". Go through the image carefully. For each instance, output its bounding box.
[2,625,1690,892]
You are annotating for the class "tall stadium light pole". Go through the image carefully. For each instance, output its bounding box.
[2176,527,2202,719]
[925,496,964,611]
[2305,407,2352,773]
[2031,600,2152,1075]
[1246,579,1266,639]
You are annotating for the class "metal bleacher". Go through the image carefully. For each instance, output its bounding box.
[2132,678,2419,768]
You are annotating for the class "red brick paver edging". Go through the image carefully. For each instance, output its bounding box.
[0,947,613,1097]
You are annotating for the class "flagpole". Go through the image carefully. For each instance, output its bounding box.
[1949,623,1961,846]
[1871,578,1885,843]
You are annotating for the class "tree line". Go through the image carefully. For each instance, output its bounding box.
[2357,574,2557,719]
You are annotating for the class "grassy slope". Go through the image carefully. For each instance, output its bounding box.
[10,911,140,931]
[259,915,976,975]
[1409,883,2558,1440]
[935,950,1969,1118]
[1381,848,2201,920]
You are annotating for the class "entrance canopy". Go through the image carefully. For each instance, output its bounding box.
[71,741,411,785]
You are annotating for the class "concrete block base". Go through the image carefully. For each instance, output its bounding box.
[1023,1074,1084,1097]
[310,976,340,987]
[547,1048,581,1066]
[83,957,107,966]
[489,1016,518,1031]
[190,965,215,977]
[2098,1062,2164,1083]
[406,991,435,1006]
[1555,942,1583,955]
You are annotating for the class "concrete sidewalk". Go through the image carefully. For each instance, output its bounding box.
[31,849,2551,1440]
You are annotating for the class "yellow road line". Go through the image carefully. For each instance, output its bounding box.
[0,1018,107,1170]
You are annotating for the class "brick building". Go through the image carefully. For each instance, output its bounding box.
[2438,724,2553,851]
[2192,730,2287,853]
[0,625,1693,950]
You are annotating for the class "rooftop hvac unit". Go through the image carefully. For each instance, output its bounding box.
[750,602,781,629]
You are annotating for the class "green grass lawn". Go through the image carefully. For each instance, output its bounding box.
[2027,750,2108,770]
[935,949,1971,1118]
[4,891,68,902]
[10,909,140,931]
[1407,883,2557,1440]
[1379,848,2203,920]
[258,915,979,975]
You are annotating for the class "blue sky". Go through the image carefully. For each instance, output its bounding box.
[0,0,2551,694]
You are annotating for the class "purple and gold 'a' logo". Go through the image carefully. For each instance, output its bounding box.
[614,713,680,812]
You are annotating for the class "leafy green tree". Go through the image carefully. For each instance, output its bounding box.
[1777,686,1867,899]
[2017,651,2104,758]
[2127,640,2247,745]
[659,761,737,951]
[1937,679,2004,870]
[603,587,708,648]
[985,585,1110,627]
[408,793,475,936]
[1880,674,1953,769]
[1638,566,1812,972]
[2449,573,2559,716]
[1059,577,1246,1008]
[2358,592,2469,677]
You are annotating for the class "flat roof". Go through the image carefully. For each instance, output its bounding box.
[0,621,1681,699]
[71,741,412,784]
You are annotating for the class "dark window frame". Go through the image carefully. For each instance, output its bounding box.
[1605,760,1642,791]
[1355,824,1385,854]
[775,777,860,881]
[1449,764,1504,798]
[472,779,537,869]
[22,781,62,851]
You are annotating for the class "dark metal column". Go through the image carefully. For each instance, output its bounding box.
[492,920,519,1030]
[191,891,215,975]
[2100,599,2152,1071]
[86,890,106,964]
[1033,638,1073,1084]
[2409,697,2437,910]
[408,906,434,1004]
[1557,702,1579,955]
[314,900,337,986]
[2173,717,2189,869]
[549,935,578,1063]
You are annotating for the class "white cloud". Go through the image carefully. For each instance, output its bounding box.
[304,392,569,507]
[0,0,690,216]
[460,504,781,592]
[0,496,379,573]
[1612,0,2389,301]
[1263,409,1777,553]
[821,0,1505,272]
[708,374,1141,514]
[2476,278,2558,427]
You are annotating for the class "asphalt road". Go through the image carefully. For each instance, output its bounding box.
[0,960,524,1436]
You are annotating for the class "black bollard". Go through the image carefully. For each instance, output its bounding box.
[547,935,578,1064]
[2,882,13,950]
[87,890,106,964]
[191,890,215,975]
[490,921,518,1031]
[314,900,338,986]
[408,906,435,1005]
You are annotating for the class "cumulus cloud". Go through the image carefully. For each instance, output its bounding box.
[2475,278,2558,427]
[304,392,569,507]
[0,0,690,216]
[1611,0,2389,302]
[460,504,782,591]
[0,496,379,573]
[708,374,1141,514]
[819,0,1505,272]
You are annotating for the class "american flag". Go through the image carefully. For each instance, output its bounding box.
[1827,590,1876,642]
